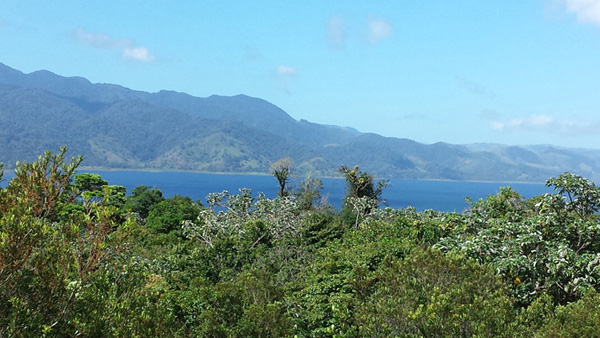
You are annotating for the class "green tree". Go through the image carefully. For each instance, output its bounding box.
[101,184,127,208]
[169,270,292,337]
[74,173,108,193]
[546,172,600,220]
[338,165,388,226]
[437,173,600,306]
[0,146,81,220]
[0,148,150,336]
[124,185,165,218]
[467,186,527,221]
[294,173,325,210]
[536,289,600,337]
[184,189,304,250]
[338,165,388,201]
[270,157,293,197]
[355,248,519,337]
[146,195,202,236]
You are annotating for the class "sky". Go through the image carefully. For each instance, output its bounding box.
[1,1,600,149]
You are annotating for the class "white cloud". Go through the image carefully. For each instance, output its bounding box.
[492,114,556,131]
[562,0,600,26]
[367,17,393,44]
[73,28,155,62]
[327,16,345,49]
[492,114,598,135]
[123,47,155,62]
[276,65,297,77]
[491,121,505,131]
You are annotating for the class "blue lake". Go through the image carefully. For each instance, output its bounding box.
[2,170,553,212]
[79,171,552,212]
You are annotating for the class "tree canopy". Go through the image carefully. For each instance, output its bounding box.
[3,148,600,337]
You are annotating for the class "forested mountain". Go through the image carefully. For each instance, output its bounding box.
[1,62,600,182]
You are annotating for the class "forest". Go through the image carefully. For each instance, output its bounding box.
[2,147,600,337]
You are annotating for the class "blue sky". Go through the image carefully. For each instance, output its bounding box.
[1,1,600,148]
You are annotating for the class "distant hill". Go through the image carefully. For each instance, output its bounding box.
[2,62,600,182]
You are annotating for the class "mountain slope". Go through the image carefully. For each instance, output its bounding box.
[2,62,600,182]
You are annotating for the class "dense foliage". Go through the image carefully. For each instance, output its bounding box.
[3,149,600,337]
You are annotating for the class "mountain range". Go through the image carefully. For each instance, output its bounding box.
[1,62,600,183]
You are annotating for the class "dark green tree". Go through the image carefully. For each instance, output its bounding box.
[536,289,600,337]
[74,173,108,202]
[75,173,108,192]
[146,195,202,236]
[355,248,519,337]
[123,185,165,218]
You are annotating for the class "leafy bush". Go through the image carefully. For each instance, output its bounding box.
[537,289,600,337]
[437,175,600,305]
[146,195,202,237]
[355,248,519,337]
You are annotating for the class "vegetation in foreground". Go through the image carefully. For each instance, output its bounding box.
[2,148,600,337]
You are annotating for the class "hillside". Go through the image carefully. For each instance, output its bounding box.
[1,62,600,182]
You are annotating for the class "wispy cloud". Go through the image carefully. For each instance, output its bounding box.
[458,78,495,98]
[492,114,553,131]
[562,0,600,26]
[275,65,297,94]
[479,108,502,121]
[244,46,262,61]
[367,17,394,44]
[492,114,599,135]
[73,28,155,62]
[327,16,345,49]
[276,65,297,77]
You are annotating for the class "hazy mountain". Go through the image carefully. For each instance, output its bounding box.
[2,62,600,182]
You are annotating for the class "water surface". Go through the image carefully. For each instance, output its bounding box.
[80,171,552,212]
[1,169,552,212]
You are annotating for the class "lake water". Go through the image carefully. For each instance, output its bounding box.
[80,171,552,212]
[2,170,552,212]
